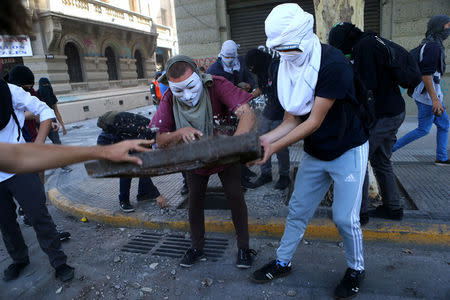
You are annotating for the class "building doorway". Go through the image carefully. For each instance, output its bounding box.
[134,50,145,79]
[64,42,83,82]
[105,46,119,81]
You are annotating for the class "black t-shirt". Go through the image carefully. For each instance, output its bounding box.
[261,59,284,121]
[301,44,368,161]
[352,33,405,117]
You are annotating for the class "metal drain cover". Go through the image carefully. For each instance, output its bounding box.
[121,232,163,254]
[121,233,229,262]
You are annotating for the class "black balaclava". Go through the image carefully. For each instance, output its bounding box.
[245,49,272,75]
[420,15,450,74]
[9,65,34,90]
[38,77,57,108]
[328,22,363,56]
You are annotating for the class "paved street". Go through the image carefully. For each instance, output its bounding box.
[0,205,449,299]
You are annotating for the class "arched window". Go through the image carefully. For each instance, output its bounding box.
[134,50,145,79]
[105,46,118,81]
[64,42,83,83]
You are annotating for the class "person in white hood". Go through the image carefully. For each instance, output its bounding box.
[250,4,369,299]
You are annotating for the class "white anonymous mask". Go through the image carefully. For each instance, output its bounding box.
[168,72,203,106]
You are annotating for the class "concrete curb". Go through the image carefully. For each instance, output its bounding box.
[48,188,450,246]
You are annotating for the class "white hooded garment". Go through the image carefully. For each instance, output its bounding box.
[219,40,241,74]
[265,3,321,116]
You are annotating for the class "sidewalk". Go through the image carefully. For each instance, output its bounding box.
[46,107,450,246]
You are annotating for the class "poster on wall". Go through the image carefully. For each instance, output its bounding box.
[0,35,33,57]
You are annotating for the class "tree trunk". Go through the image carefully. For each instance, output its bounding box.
[85,132,261,178]
[313,0,365,42]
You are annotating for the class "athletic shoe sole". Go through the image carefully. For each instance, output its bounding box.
[249,270,291,284]
[236,264,252,269]
[120,207,135,213]
[179,257,207,268]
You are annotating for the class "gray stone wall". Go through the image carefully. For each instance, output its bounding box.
[174,0,223,68]
[382,0,450,114]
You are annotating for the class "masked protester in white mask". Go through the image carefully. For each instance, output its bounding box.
[251,4,370,300]
[168,72,203,107]
[151,55,257,270]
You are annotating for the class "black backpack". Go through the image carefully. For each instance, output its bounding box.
[375,36,422,89]
[350,67,377,132]
[0,79,21,141]
[97,111,155,140]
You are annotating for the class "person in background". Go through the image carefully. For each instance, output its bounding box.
[199,66,206,73]
[245,48,290,190]
[329,22,406,225]
[150,71,168,110]
[393,15,450,165]
[0,79,75,282]
[97,130,166,212]
[207,40,257,187]
[38,78,66,142]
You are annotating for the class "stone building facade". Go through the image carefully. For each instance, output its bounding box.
[4,0,178,123]
[174,0,450,114]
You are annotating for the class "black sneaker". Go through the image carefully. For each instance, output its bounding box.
[236,248,257,269]
[58,231,71,242]
[244,174,272,189]
[241,165,257,179]
[435,159,450,166]
[369,205,403,220]
[250,260,292,283]
[359,212,369,226]
[3,260,30,282]
[180,248,206,268]
[274,175,291,190]
[334,268,365,299]
[119,201,135,213]
[180,184,189,196]
[55,264,74,282]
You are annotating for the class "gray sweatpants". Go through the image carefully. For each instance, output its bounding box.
[277,142,368,271]
[0,173,67,268]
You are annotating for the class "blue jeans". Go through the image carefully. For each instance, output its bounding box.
[119,177,160,203]
[393,101,449,161]
[277,142,369,271]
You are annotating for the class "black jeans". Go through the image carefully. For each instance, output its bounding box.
[0,173,67,268]
[119,177,160,202]
[187,164,249,249]
[361,112,405,213]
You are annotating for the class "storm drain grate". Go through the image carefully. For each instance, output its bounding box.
[121,233,229,261]
[121,232,163,254]
[153,234,229,261]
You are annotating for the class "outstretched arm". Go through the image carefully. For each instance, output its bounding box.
[0,140,153,174]
[257,96,335,164]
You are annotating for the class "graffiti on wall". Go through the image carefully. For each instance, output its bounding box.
[83,38,99,57]
[193,56,217,70]
[119,45,132,58]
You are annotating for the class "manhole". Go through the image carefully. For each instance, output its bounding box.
[121,232,163,254]
[121,233,229,262]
